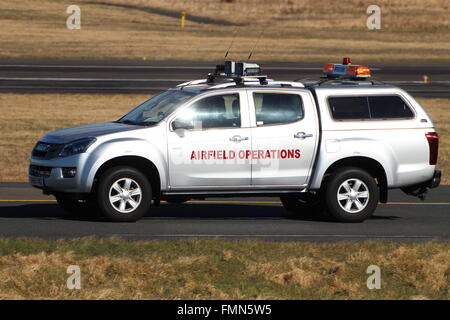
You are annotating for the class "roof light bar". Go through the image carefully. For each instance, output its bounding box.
[322,58,371,79]
[342,57,351,65]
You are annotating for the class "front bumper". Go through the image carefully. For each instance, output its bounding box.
[28,153,91,193]
[29,166,78,191]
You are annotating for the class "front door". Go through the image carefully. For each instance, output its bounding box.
[167,91,252,189]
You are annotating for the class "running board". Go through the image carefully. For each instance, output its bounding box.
[162,189,307,197]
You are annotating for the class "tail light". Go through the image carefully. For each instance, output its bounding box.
[425,132,439,165]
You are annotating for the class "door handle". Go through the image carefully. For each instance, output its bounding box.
[294,132,313,139]
[229,135,249,142]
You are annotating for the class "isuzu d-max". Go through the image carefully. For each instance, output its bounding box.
[29,60,441,222]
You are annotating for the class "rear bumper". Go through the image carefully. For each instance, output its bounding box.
[427,170,441,189]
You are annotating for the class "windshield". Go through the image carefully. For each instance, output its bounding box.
[118,90,195,124]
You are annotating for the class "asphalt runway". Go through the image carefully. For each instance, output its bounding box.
[0,59,449,97]
[0,183,448,241]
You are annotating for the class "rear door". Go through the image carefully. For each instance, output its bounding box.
[248,89,319,186]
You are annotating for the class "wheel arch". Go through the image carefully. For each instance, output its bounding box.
[320,156,388,203]
[91,156,161,200]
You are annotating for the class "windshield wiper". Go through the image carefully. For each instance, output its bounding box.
[116,120,158,126]
[133,121,158,126]
[115,119,138,125]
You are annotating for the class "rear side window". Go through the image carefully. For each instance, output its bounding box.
[328,97,370,120]
[368,96,414,119]
[328,95,414,120]
[253,93,303,125]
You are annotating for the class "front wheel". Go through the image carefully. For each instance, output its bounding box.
[325,167,379,222]
[97,166,152,222]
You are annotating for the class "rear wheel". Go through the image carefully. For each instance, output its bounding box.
[97,166,152,222]
[324,167,379,222]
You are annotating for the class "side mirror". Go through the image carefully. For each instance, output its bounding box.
[172,119,194,130]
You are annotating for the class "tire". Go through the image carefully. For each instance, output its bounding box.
[324,167,379,222]
[280,193,324,218]
[97,166,152,222]
[56,197,97,218]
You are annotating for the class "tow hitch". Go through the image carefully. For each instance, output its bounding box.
[401,170,441,200]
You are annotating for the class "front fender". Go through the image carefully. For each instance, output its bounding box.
[79,137,168,193]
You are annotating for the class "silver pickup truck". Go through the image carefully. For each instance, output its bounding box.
[29,60,441,222]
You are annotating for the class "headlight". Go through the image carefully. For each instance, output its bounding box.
[59,138,96,158]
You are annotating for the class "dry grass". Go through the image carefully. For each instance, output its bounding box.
[0,93,148,181]
[0,238,448,299]
[0,94,448,183]
[0,0,450,61]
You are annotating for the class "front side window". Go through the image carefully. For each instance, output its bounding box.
[176,93,241,129]
[253,93,303,125]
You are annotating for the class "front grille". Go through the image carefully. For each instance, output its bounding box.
[32,142,61,159]
[29,165,52,177]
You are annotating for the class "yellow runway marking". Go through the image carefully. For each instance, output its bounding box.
[385,202,450,205]
[0,199,56,202]
[0,200,449,205]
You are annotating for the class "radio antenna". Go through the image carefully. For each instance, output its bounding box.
[247,26,267,61]
[224,10,252,60]
[224,27,239,59]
